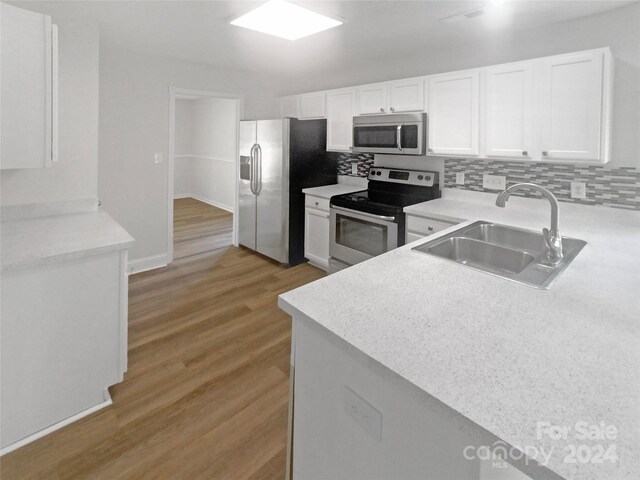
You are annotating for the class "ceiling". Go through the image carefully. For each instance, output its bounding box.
[14,0,634,78]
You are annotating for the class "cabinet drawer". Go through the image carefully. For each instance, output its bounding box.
[406,215,457,236]
[305,195,330,212]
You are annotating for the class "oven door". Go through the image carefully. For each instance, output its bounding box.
[330,206,399,266]
[352,122,423,155]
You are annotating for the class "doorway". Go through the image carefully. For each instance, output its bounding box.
[168,88,243,262]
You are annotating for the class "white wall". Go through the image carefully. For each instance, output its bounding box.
[0,20,99,206]
[279,3,640,169]
[174,97,236,211]
[98,46,278,265]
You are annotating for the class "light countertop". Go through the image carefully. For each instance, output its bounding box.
[2,210,135,272]
[302,183,366,200]
[279,188,640,480]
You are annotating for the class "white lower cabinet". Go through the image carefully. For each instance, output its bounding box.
[0,250,129,451]
[304,195,330,270]
[406,214,461,240]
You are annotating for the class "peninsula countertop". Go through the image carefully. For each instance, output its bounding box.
[302,183,366,200]
[2,209,135,272]
[279,189,640,480]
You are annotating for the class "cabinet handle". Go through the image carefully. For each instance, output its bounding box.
[427,226,434,231]
[427,148,433,153]
[390,106,395,112]
[315,201,319,206]
[522,151,528,156]
[542,151,548,156]
[380,107,385,113]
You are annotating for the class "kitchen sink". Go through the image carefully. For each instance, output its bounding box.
[412,221,586,289]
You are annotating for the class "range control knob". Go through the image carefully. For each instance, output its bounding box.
[376,171,382,176]
[417,175,424,180]
[425,175,431,181]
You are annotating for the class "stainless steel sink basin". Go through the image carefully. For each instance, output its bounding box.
[428,237,536,275]
[412,221,586,289]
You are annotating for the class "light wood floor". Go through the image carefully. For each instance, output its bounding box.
[174,197,233,260]
[1,246,324,479]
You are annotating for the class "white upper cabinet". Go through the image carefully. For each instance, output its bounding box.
[356,83,389,115]
[538,50,607,162]
[1,3,58,169]
[388,78,424,113]
[299,92,326,119]
[280,96,300,119]
[357,78,425,115]
[326,88,356,152]
[484,62,534,159]
[427,70,480,156]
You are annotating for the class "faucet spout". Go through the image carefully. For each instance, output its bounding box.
[495,183,563,265]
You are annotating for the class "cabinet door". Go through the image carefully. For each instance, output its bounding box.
[485,63,533,159]
[539,51,604,162]
[427,71,480,156]
[1,3,53,169]
[299,92,326,119]
[326,88,356,152]
[356,83,388,115]
[388,78,424,113]
[280,96,299,118]
[304,207,330,270]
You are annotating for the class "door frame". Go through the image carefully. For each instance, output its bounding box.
[167,87,244,264]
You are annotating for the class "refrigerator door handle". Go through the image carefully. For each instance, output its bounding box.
[249,143,258,195]
[255,143,263,195]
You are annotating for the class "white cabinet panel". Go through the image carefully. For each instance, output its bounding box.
[485,62,534,159]
[427,71,480,156]
[388,78,424,113]
[304,206,330,270]
[280,96,299,118]
[356,83,388,115]
[326,88,355,152]
[299,92,326,119]
[1,3,56,169]
[539,51,604,162]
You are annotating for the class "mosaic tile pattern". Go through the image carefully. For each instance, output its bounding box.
[336,153,375,177]
[444,158,640,210]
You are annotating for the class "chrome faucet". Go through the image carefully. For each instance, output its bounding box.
[495,183,563,265]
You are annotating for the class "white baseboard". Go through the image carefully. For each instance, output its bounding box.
[174,194,233,213]
[128,253,168,274]
[0,390,113,456]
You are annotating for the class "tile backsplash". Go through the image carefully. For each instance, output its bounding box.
[336,153,374,177]
[444,158,640,210]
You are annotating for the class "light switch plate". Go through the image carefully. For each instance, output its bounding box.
[571,181,587,199]
[456,172,465,185]
[483,174,506,191]
[344,386,382,441]
[351,163,358,175]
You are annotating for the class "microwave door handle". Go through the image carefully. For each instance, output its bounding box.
[396,125,402,151]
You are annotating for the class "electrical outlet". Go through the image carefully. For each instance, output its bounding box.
[456,172,465,185]
[483,174,506,191]
[153,152,163,165]
[344,386,382,441]
[351,163,358,175]
[571,181,587,199]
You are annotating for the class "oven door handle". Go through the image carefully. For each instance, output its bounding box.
[332,205,396,222]
[396,124,402,151]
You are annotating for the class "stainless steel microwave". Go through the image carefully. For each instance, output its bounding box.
[352,112,426,155]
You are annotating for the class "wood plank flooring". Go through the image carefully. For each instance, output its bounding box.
[173,198,233,260]
[0,246,325,479]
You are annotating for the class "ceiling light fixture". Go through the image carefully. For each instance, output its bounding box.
[230,0,342,41]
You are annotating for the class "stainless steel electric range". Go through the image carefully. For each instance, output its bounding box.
[329,167,440,273]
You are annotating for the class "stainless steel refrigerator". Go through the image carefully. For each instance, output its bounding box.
[239,118,336,265]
